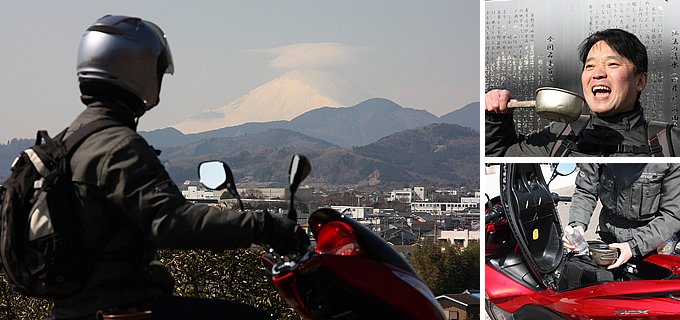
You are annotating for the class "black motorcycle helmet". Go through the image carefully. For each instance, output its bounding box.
[77,15,174,116]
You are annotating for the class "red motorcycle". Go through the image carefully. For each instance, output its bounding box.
[199,155,446,319]
[485,163,680,320]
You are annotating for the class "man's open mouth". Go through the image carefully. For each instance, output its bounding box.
[592,85,611,97]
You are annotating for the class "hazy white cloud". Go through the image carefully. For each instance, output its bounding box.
[252,42,360,69]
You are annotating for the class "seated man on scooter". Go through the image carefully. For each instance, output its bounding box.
[47,15,309,320]
[562,163,680,270]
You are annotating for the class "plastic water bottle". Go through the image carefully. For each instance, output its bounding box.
[657,236,678,255]
[564,225,589,256]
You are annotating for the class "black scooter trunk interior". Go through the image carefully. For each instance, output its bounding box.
[501,164,564,288]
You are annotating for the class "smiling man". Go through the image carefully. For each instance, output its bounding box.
[581,30,648,117]
[485,29,680,157]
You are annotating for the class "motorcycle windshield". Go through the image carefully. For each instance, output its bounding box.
[501,163,563,287]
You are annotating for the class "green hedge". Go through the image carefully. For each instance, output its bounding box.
[1,249,300,320]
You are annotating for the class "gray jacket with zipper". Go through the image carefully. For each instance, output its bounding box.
[52,100,264,318]
[568,163,680,257]
[485,104,680,157]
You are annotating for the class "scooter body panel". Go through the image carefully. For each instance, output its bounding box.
[486,164,680,319]
[268,208,446,320]
[488,274,680,318]
[485,265,537,301]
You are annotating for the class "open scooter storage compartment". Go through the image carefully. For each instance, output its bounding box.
[501,164,564,288]
[500,164,680,291]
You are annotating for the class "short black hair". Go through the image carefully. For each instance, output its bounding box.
[578,29,648,74]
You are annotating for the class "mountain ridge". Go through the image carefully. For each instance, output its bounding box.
[142,98,469,148]
[0,99,480,186]
[440,102,479,130]
[161,122,478,188]
[173,69,372,133]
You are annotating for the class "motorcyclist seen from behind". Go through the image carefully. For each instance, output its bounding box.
[48,15,309,320]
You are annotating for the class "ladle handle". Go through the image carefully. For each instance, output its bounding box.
[506,100,536,108]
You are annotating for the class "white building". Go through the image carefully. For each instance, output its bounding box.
[389,187,426,203]
[182,186,220,200]
[460,197,478,204]
[434,188,458,196]
[439,230,480,247]
[330,206,374,220]
[410,202,478,214]
[248,187,286,200]
[390,188,415,203]
[413,187,426,201]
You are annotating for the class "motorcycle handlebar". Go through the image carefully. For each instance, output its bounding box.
[551,192,572,203]
[485,204,505,224]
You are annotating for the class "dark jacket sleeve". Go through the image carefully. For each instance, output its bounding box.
[485,112,561,157]
[628,164,680,255]
[670,126,680,157]
[568,164,600,231]
[101,134,259,250]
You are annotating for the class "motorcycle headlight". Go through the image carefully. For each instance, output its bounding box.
[487,302,515,320]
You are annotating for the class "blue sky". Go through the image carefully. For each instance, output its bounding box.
[0,0,480,142]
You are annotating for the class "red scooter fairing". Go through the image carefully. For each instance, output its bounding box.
[485,164,680,320]
[199,155,447,319]
[265,207,446,320]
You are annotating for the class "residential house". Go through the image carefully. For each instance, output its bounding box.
[380,228,416,245]
[439,230,480,247]
[436,291,480,320]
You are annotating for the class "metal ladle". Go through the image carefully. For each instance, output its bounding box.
[507,87,585,123]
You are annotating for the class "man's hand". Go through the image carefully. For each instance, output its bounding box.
[607,242,633,269]
[256,210,310,255]
[562,225,586,252]
[485,89,514,114]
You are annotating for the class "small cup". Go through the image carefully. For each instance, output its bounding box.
[588,240,620,266]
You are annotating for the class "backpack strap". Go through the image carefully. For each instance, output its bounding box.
[647,120,675,157]
[24,120,122,181]
[549,117,676,157]
[62,119,122,155]
[549,115,590,157]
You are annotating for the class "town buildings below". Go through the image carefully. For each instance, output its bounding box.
[181,184,480,248]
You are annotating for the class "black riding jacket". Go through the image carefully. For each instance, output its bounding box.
[52,100,263,318]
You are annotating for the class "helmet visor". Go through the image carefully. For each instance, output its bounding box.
[144,20,174,75]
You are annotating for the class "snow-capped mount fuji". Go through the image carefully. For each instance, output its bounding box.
[173,69,373,134]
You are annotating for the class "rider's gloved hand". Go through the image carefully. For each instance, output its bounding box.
[255,210,310,254]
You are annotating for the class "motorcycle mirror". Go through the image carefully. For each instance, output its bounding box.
[199,161,230,190]
[288,154,311,196]
[287,154,311,221]
[198,160,244,210]
[547,163,577,186]
[555,163,577,176]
